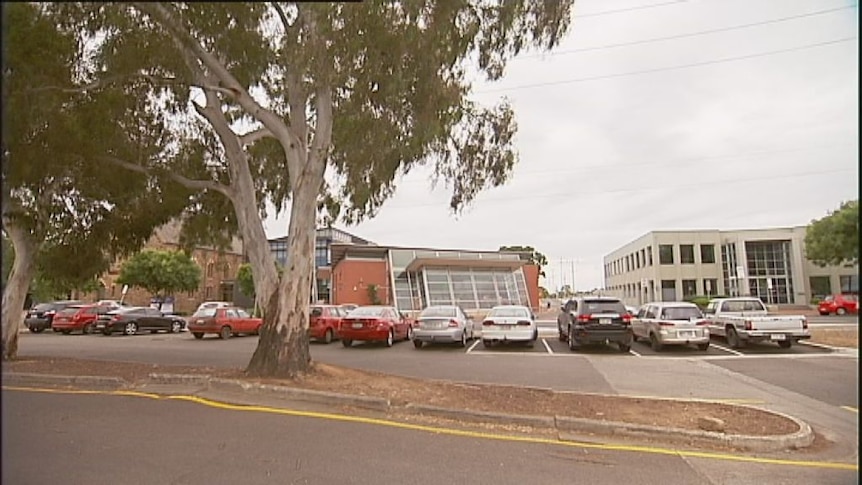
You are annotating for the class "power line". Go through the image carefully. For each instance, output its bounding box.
[383,167,856,209]
[477,36,856,94]
[574,0,689,18]
[517,5,856,59]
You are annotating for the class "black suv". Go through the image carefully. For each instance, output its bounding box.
[24,300,85,333]
[557,296,633,352]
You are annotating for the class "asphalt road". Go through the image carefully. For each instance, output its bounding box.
[3,389,857,485]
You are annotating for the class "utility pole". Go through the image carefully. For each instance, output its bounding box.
[570,260,575,294]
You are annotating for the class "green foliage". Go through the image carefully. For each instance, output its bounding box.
[235,262,283,299]
[810,297,822,306]
[805,200,859,267]
[116,250,201,298]
[685,296,712,309]
[538,286,549,299]
[499,245,549,277]
[367,284,382,305]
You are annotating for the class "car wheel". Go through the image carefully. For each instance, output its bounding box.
[170,321,182,334]
[618,342,631,353]
[385,329,394,347]
[837,308,847,316]
[697,342,709,351]
[219,326,232,340]
[567,326,580,351]
[341,339,352,348]
[650,333,663,352]
[323,328,334,344]
[459,331,467,348]
[123,322,138,336]
[777,340,792,349]
[726,327,744,349]
[82,323,93,335]
[413,340,423,349]
[192,332,204,340]
[406,326,413,341]
[557,324,566,342]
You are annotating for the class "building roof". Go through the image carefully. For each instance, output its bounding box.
[329,242,532,270]
[268,227,375,245]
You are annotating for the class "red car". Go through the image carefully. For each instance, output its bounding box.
[818,294,858,316]
[187,306,262,339]
[51,304,117,335]
[309,305,347,344]
[339,305,411,348]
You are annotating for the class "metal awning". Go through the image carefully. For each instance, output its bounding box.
[405,257,524,272]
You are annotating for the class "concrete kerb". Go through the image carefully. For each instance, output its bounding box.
[3,371,815,452]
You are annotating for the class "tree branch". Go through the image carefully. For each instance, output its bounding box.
[239,127,276,147]
[101,155,233,197]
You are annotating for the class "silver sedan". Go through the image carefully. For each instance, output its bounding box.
[411,305,474,348]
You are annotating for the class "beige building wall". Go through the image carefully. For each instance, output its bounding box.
[603,226,857,307]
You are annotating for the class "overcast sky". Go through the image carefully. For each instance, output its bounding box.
[264,0,859,292]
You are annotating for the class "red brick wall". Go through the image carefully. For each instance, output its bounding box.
[523,264,540,310]
[332,259,391,306]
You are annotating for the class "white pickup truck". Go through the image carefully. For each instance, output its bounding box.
[703,297,810,349]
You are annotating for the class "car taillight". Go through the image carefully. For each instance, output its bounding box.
[112,315,121,321]
[695,320,710,326]
[449,319,459,328]
[516,320,531,326]
[802,318,808,330]
[45,311,56,316]
[744,320,752,331]
[577,314,591,322]
[621,314,632,324]
[482,320,494,326]
[658,321,674,327]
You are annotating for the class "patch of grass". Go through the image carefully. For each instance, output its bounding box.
[809,328,858,348]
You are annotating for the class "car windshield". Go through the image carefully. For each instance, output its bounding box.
[58,307,79,316]
[583,300,626,314]
[348,307,386,317]
[661,307,703,320]
[488,307,529,318]
[193,308,218,318]
[420,307,456,318]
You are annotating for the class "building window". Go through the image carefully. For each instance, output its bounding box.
[647,246,653,266]
[205,286,212,299]
[840,275,859,294]
[809,276,831,298]
[206,262,214,278]
[700,244,715,264]
[703,279,718,297]
[682,279,697,299]
[222,262,230,278]
[680,245,695,264]
[745,240,794,304]
[659,245,674,265]
[660,280,676,301]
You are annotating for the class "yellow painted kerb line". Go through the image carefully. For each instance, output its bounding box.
[2,385,856,472]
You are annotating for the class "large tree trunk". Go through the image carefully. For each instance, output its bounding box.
[246,178,319,377]
[1,222,37,361]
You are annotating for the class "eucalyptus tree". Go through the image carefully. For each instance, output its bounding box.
[1,3,195,359]
[62,1,574,376]
[805,200,859,267]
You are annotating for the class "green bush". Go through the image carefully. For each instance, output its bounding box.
[685,295,711,309]
[810,297,821,305]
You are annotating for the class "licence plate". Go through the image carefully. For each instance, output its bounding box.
[499,325,513,330]
[599,318,611,325]
[678,331,695,338]
[352,323,363,329]
[770,334,786,341]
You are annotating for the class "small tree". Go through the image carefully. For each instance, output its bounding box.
[805,200,859,267]
[499,245,549,277]
[116,250,201,308]
[367,284,382,305]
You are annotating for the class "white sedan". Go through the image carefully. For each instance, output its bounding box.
[481,305,538,348]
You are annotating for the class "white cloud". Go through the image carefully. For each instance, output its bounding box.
[265,0,859,291]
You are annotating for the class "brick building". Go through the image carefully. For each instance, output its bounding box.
[85,220,249,314]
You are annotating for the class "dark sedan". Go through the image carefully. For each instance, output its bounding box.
[24,300,86,333]
[97,307,186,336]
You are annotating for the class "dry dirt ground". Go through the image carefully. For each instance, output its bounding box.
[4,355,800,439]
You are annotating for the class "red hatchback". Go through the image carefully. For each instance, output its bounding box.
[187,306,262,339]
[339,305,411,348]
[51,304,115,335]
[818,294,858,316]
[309,305,347,344]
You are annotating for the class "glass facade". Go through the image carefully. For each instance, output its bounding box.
[389,248,529,312]
[721,243,740,296]
[745,240,794,304]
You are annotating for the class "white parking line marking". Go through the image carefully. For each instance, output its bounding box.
[629,348,641,357]
[542,339,554,354]
[709,342,745,356]
[466,339,480,354]
[841,406,858,413]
